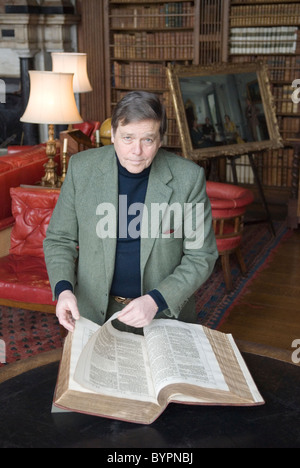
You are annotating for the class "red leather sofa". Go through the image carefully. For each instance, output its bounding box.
[0,144,60,225]
[0,187,59,313]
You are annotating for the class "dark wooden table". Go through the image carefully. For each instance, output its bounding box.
[0,345,299,449]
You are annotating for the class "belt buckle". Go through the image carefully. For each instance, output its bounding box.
[114,296,132,305]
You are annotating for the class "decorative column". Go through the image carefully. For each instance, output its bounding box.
[40,1,80,138]
[18,51,40,144]
[0,4,40,144]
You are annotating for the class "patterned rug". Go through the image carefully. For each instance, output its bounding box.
[0,220,290,367]
[0,309,62,367]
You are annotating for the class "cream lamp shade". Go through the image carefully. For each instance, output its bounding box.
[20,70,83,124]
[20,70,83,188]
[51,52,92,93]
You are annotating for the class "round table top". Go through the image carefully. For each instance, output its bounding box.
[0,349,299,448]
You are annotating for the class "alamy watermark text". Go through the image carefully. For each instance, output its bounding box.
[0,339,6,364]
[96,197,205,249]
[0,79,5,104]
[291,79,300,104]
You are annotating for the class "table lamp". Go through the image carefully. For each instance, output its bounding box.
[20,70,83,187]
[51,52,92,93]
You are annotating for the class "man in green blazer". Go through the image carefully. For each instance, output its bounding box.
[44,91,218,333]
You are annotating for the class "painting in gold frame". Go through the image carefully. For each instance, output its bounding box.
[166,61,282,160]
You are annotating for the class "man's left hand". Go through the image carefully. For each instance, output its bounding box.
[117,294,158,328]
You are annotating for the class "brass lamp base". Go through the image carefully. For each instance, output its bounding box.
[41,124,58,188]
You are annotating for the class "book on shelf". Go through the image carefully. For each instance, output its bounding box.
[110,2,194,30]
[267,56,287,81]
[274,85,299,114]
[53,314,264,425]
[260,56,300,82]
[113,31,194,61]
[113,61,168,89]
[258,147,294,188]
[230,3,300,27]
[224,149,293,188]
[226,154,254,185]
[282,116,300,140]
[230,26,298,55]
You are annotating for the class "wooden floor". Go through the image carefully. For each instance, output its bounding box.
[219,225,300,354]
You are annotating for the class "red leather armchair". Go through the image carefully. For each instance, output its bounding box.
[0,187,59,313]
[206,181,254,291]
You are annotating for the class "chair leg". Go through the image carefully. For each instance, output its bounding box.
[235,246,247,275]
[221,253,233,291]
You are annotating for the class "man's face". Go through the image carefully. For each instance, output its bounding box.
[111,119,162,174]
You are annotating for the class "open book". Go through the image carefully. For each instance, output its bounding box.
[53,315,264,424]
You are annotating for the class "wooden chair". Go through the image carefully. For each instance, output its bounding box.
[206,181,254,291]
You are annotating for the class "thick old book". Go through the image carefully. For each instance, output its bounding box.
[53,315,264,424]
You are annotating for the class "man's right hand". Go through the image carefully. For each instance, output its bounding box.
[56,290,80,332]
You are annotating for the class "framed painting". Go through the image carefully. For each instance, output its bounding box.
[166,61,282,160]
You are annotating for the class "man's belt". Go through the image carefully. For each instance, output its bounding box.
[112,296,133,305]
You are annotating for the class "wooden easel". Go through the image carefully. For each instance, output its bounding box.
[228,152,276,236]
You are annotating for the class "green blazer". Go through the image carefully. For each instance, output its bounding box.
[43,145,218,325]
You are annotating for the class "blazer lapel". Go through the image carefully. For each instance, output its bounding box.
[93,147,118,290]
[140,150,173,272]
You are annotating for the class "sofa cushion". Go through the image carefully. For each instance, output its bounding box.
[0,254,54,304]
[6,145,37,155]
[0,161,14,174]
[2,145,50,169]
[206,181,254,219]
[9,187,60,257]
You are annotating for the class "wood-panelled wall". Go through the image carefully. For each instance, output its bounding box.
[76,0,110,122]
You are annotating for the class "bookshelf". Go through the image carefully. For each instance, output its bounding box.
[228,0,300,212]
[103,0,299,216]
[105,0,229,150]
[105,0,197,150]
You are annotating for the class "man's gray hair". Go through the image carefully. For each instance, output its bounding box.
[111,91,167,141]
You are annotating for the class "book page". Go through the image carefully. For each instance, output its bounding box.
[68,317,101,393]
[73,320,157,403]
[227,334,264,403]
[144,319,229,395]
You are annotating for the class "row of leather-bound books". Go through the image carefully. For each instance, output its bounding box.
[110,2,194,29]
[273,85,299,114]
[230,3,300,26]
[229,26,298,55]
[225,148,294,188]
[112,61,168,90]
[231,55,300,83]
[280,117,300,141]
[112,31,194,60]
